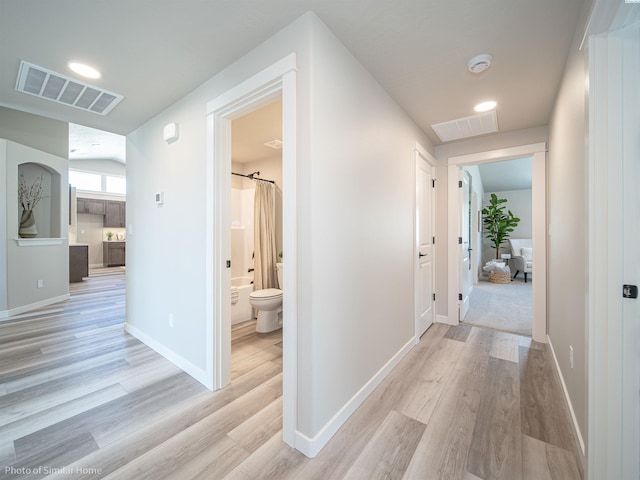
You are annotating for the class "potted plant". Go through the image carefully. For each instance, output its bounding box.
[482,193,520,259]
[18,174,45,238]
[106,231,114,241]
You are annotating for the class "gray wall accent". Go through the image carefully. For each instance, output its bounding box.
[1,139,69,316]
[0,106,68,158]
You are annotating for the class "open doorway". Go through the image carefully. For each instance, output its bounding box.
[229,99,284,382]
[447,142,546,342]
[68,123,127,281]
[205,53,297,447]
[461,157,533,336]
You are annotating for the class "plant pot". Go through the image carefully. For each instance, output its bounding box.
[488,271,511,284]
[19,209,37,238]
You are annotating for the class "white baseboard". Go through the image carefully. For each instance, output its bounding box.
[0,294,70,319]
[124,322,210,389]
[293,336,415,458]
[546,335,586,456]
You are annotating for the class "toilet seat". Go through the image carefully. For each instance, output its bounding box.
[249,288,282,300]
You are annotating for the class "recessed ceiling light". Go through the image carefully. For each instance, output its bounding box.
[68,61,101,79]
[474,101,497,112]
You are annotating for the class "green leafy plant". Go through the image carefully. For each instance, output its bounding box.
[481,193,520,259]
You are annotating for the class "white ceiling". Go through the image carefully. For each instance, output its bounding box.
[477,157,532,192]
[0,0,585,153]
[69,123,126,164]
[232,99,283,164]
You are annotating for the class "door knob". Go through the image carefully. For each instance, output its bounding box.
[419,253,427,258]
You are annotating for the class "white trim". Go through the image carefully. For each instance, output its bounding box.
[446,143,547,342]
[0,293,70,319]
[447,143,546,166]
[206,55,297,115]
[206,53,298,448]
[124,322,209,386]
[436,314,452,325]
[547,334,585,455]
[293,337,415,458]
[15,237,64,246]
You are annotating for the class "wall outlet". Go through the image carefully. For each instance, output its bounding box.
[569,345,574,369]
[37,279,44,289]
[169,313,174,328]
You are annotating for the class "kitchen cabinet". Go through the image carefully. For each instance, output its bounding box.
[103,241,125,267]
[77,198,106,215]
[69,244,89,282]
[105,201,126,228]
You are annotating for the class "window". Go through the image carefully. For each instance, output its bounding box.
[106,175,126,194]
[69,170,101,192]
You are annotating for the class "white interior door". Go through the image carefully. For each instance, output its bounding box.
[588,17,640,479]
[459,170,472,320]
[618,21,639,479]
[415,149,435,337]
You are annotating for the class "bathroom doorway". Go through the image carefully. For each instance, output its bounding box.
[229,99,284,382]
[205,53,297,447]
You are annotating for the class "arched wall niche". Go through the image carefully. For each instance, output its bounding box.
[17,162,62,238]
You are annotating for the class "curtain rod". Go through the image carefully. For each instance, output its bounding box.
[231,171,275,184]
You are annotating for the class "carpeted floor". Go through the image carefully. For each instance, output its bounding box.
[462,277,532,336]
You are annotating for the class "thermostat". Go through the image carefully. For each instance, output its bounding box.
[155,192,164,205]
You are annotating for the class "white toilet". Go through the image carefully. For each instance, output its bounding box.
[249,263,283,333]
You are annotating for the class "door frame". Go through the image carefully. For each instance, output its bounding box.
[447,143,547,342]
[414,142,436,340]
[205,53,298,447]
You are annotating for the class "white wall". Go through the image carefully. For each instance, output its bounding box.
[126,11,432,451]
[301,16,432,437]
[547,15,589,454]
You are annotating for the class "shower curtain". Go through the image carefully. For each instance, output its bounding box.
[253,181,278,290]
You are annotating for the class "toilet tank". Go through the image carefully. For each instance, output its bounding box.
[276,263,283,289]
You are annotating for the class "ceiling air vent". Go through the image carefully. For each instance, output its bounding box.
[263,139,282,149]
[15,61,123,115]
[431,111,498,143]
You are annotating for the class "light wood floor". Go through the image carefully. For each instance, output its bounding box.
[0,273,583,479]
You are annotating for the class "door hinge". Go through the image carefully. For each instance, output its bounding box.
[226,260,231,268]
[432,179,436,188]
[433,293,436,301]
[458,180,463,188]
[432,236,436,244]
[458,237,462,244]
[458,293,463,301]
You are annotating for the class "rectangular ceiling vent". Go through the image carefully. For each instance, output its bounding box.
[431,111,498,143]
[263,139,283,149]
[15,61,123,116]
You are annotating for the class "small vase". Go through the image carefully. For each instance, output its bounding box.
[19,209,37,238]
